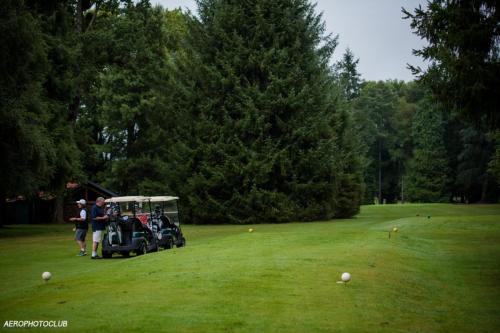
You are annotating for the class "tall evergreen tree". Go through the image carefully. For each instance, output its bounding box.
[405,100,449,202]
[351,81,425,204]
[488,130,500,186]
[403,0,500,128]
[455,126,497,202]
[0,0,86,222]
[352,81,398,203]
[89,1,172,194]
[0,0,54,222]
[335,48,361,101]
[386,82,420,202]
[404,1,500,195]
[489,131,500,183]
[166,0,362,223]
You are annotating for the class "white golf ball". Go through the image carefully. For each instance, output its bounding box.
[42,272,52,281]
[341,272,351,282]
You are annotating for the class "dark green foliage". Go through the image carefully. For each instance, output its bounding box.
[352,81,417,204]
[489,131,500,183]
[351,79,497,204]
[161,0,362,223]
[455,126,497,202]
[405,101,449,202]
[403,0,500,202]
[403,0,500,128]
[0,0,86,222]
[0,0,55,199]
[6,0,498,225]
[0,0,83,197]
[85,1,174,194]
[487,133,500,201]
[335,48,361,101]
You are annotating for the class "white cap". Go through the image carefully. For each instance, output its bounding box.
[76,199,86,206]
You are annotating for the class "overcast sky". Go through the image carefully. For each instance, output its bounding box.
[154,0,427,82]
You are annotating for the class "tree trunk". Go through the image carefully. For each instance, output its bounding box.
[69,0,84,122]
[127,123,136,158]
[52,193,65,224]
[401,175,404,203]
[378,139,382,204]
[480,175,489,203]
[398,160,404,203]
[76,0,83,34]
[0,193,6,226]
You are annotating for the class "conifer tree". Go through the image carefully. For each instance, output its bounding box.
[168,0,363,223]
[405,101,449,202]
[0,0,54,222]
[91,1,172,194]
[0,0,84,222]
[336,48,362,101]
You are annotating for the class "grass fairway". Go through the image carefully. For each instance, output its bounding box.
[1,204,500,332]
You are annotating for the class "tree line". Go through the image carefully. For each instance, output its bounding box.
[348,78,498,204]
[1,0,498,224]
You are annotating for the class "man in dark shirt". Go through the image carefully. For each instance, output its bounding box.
[70,199,88,256]
[90,197,109,259]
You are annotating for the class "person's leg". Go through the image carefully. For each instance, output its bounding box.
[81,231,87,253]
[92,231,102,258]
[75,230,79,251]
[75,230,85,255]
[92,231,98,257]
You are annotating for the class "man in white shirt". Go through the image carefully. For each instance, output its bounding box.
[70,199,88,256]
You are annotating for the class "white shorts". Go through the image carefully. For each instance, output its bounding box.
[92,230,103,243]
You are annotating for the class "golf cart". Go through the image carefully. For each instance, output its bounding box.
[148,196,186,248]
[101,196,158,258]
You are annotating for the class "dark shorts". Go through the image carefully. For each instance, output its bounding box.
[75,228,87,241]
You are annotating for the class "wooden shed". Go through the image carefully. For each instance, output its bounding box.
[64,181,118,221]
[3,182,117,224]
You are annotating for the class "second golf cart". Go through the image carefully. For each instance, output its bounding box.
[101,196,158,258]
[149,196,186,248]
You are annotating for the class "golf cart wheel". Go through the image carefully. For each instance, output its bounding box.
[136,242,147,256]
[102,251,112,259]
[164,238,173,250]
[177,237,186,248]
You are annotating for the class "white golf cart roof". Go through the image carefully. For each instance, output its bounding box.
[104,195,178,203]
[105,196,147,203]
[135,196,154,203]
[148,196,179,202]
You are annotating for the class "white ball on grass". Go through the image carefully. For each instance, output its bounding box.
[341,272,351,282]
[42,272,52,281]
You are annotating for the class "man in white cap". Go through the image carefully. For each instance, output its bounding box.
[69,199,88,256]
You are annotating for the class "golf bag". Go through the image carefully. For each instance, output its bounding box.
[107,220,122,246]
